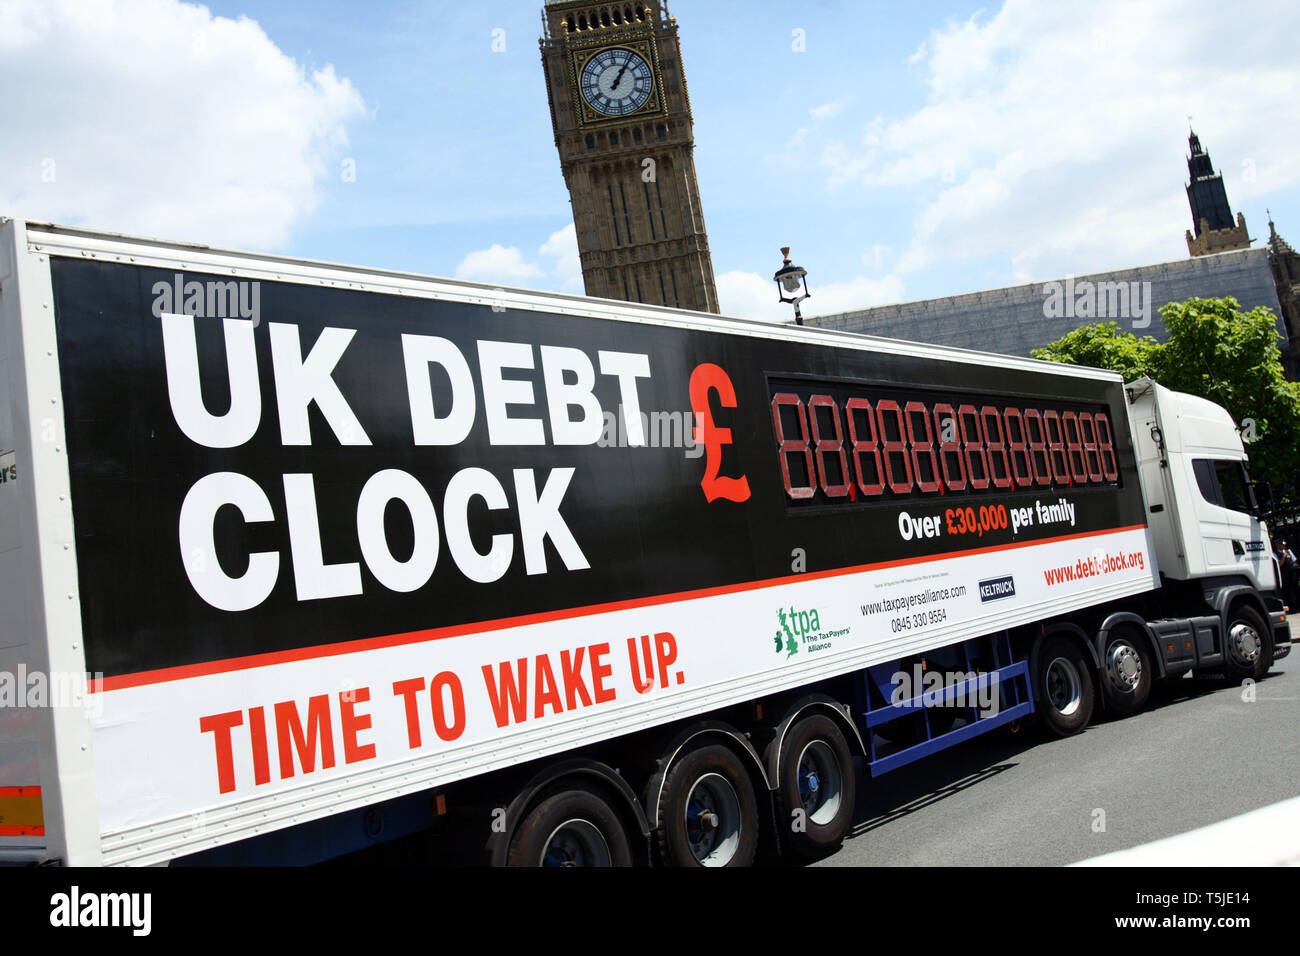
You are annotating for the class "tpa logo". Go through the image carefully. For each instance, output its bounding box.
[773,605,847,658]
[774,606,820,658]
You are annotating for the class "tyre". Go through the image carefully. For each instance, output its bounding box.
[657,744,758,867]
[506,787,633,867]
[1224,605,1273,682]
[1100,627,1153,716]
[772,715,856,860]
[1034,635,1094,737]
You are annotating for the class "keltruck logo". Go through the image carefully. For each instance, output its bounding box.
[978,575,1016,603]
[50,886,151,936]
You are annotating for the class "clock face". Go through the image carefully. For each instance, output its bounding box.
[579,47,654,117]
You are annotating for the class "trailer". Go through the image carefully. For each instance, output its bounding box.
[0,219,1288,866]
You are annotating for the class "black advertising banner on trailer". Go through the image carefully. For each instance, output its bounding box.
[47,257,1154,860]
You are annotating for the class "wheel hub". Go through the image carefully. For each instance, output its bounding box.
[1106,642,1142,690]
[795,740,843,826]
[1045,657,1082,715]
[540,819,612,867]
[1229,623,1261,666]
[801,770,820,797]
[684,773,741,866]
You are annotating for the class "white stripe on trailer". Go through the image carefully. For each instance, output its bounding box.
[95,526,1153,865]
[20,221,1121,384]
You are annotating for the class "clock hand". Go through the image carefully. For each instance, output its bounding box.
[613,64,628,90]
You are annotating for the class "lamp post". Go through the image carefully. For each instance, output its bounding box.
[773,246,810,325]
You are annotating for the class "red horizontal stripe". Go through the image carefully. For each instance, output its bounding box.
[0,786,40,798]
[91,523,1147,693]
[0,826,45,836]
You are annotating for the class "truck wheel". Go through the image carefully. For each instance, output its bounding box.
[1034,635,1094,737]
[1224,605,1273,682]
[1100,628,1152,716]
[507,788,632,867]
[773,715,856,859]
[657,744,758,867]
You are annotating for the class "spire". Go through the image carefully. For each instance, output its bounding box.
[1185,128,1235,236]
[1267,210,1296,257]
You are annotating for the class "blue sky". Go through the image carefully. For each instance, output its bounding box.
[3,0,1298,322]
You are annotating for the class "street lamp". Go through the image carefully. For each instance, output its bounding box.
[773,246,810,325]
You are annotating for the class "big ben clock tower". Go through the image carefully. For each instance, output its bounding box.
[540,1,720,314]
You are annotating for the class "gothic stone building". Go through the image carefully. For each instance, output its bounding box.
[806,131,1300,377]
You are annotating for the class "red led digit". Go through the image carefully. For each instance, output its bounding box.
[1095,412,1119,481]
[982,406,1012,490]
[1043,411,1071,485]
[933,403,966,492]
[1062,412,1088,484]
[846,398,884,496]
[808,395,850,497]
[1003,407,1033,488]
[771,393,816,500]
[1023,409,1051,487]
[959,404,989,491]
[875,400,913,495]
[905,401,941,493]
[1079,413,1103,482]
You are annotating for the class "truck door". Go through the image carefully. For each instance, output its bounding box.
[1189,457,1267,582]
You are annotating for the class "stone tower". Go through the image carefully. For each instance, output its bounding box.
[1267,212,1300,378]
[1185,129,1251,257]
[539,0,719,313]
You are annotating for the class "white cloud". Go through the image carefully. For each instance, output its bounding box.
[456,223,582,290]
[0,0,365,249]
[455,244,544,284]
[818,0,1300,281]
[539,223,583,292]
[810,101,844,122]
[717,270,789,323]
[717,269,905,324]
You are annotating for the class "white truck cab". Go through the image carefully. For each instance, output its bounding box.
[1128,377,1275,592]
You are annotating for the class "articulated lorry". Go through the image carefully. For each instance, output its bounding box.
[0,219,1288,866]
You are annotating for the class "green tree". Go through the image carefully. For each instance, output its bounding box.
[1032,297,1300,485]
[1030,321,1160,381]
